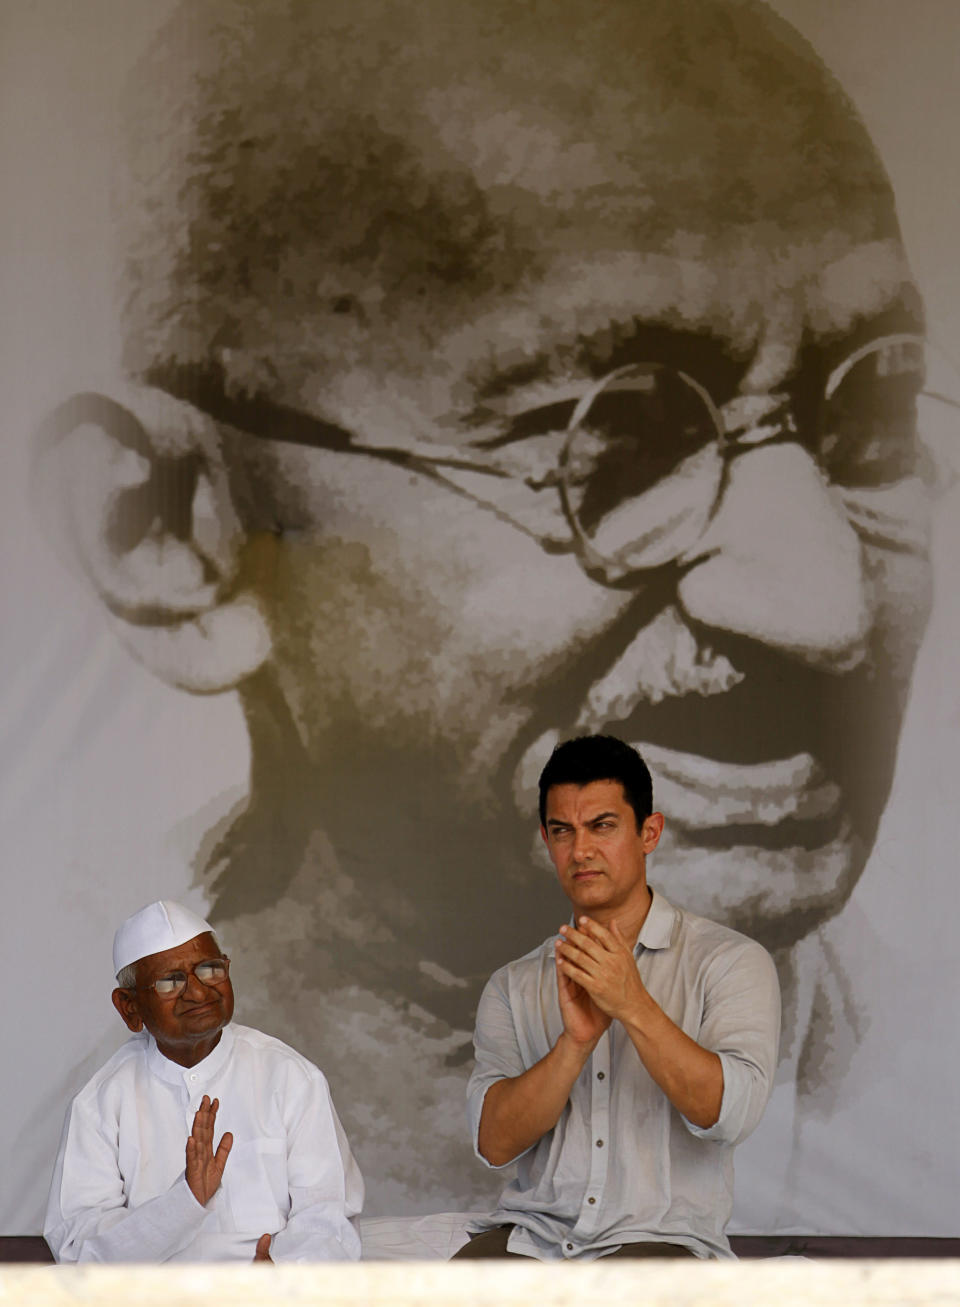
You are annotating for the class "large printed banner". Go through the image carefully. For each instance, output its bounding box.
[2,0,959,1238]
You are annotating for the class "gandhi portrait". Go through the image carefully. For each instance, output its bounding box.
[35,0,953,1217]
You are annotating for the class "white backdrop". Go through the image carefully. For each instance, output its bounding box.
[2,0,958,1239]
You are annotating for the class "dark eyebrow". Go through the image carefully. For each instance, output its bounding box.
[546,810,619,829]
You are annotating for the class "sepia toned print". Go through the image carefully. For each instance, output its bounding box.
[28,0,958,1225]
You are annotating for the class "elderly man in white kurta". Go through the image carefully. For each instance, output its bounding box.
[45,900,363,1262]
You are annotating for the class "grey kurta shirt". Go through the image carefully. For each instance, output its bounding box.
[466,889,781,1259]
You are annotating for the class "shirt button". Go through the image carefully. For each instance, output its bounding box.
[189,1074,198,1082]
[588,1197,596,1205]
[597,1071,605,1080]
[596,1139,604,1148]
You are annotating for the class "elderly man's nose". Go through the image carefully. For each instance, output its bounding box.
[676,443,870,669]
[183,969,212,999]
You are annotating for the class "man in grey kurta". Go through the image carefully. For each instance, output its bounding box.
[459,736,780,1260]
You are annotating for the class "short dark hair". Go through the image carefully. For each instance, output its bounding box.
[538,735,653,829]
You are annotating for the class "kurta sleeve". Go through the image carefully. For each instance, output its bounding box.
[44,1093,205,1263]
[266,1065,363,1262]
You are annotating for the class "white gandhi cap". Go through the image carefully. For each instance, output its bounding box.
[113,899,214,976]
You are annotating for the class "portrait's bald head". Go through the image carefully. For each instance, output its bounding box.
[119,0,904,400]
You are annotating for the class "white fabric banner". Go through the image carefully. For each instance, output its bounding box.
[2,0,958,1240]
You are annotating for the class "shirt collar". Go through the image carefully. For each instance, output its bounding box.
[144,1022,235,1086]
[564,887,679,954]
[635,888,679,953]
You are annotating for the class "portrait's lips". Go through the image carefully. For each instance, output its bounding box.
[635,742,842,831]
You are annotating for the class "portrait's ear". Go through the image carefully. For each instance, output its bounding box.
[112,987,144,1033]
[34,385,272,692]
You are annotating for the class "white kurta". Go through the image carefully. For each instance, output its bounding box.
[44,1023,363,1262]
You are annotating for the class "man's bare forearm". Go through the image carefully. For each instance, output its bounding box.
[477,1032,596,1167]
[620,995,723,1128]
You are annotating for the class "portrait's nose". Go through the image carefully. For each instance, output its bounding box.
[676,442,870,670]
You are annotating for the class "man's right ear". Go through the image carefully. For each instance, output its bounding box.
[34,385,272,693]
[112,987,144,1033]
